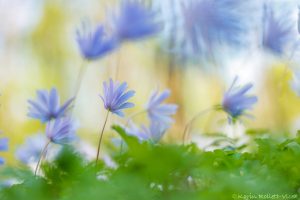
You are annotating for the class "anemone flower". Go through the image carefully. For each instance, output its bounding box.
[222,77,258,122]
[28,88,74,123]
[97,79,135,164]
[127,120,167,143]
[45,117,77,145]
[77,24,119,60]
[100,79,135,117]
[262,4,296,55]
[181,0,248,55]
[112,0,161,41]
[146,89,177,127]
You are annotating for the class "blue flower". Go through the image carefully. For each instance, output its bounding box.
[46,117,77,145]
[181,0,248,55]
[146,90,178,127]
[28,88,74,123]
[77,24,119,60]
[127,120,167,143]
[222,77,258,121]
[15,134,48,164]
[0,137,8,165]
[100,79,135,117]
[262,4,296,55]
[112,0,160,41]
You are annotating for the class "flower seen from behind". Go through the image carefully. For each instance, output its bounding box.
[46,117,77,145]
[77,24,119,60]
[146,89,178,127]
[222,77,258,122]
[127,120,167,143]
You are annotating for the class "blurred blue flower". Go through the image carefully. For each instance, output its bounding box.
[222,77,258,121]
[15,134,48,164]
[77,24,119,60]
[112,0,161,41]
[0,137,8,165]
[262,4,295,55]
[146,90,178,126]
[46,117,77,145]
[181,0,248,55]
[28,88,74,123]
[290,70,300,96]
[127,120,167,143]
[100,79,135,117]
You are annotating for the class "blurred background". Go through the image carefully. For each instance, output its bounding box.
[1,0,300,165]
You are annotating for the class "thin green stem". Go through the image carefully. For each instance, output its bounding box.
[182,107,215,145]
[34,141,51,176]
[74,60,88,98]
[70,60,88,115]
[125,110,147,128]
[96,111,110,166]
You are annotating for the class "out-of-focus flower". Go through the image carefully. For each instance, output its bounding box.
[100,79,135,117]
[46,118,77,145]
[15,134,48,164]
[127,121,167,143]
[28,88,74,123]
[222,77,258,121]
[262,4,295,55]
[76,24,119,60]
[0,137,8,165]
[181,0,248,55]
[112,0,161,41]
[290,70,300,96]
[146,90,178,127]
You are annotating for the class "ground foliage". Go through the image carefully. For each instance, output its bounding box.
[1,126,300,200]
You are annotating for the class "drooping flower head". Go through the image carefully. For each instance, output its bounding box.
[262,3,296,55]
[100,79,135,117]
[222,77,258,121]
[146,90,178,127]
[46,117,77,145]
[76,24,119,60]
[127,120,167,143]
[15,134,48,164]
[112,0,161,41]
[28,88,74,123]
[0,136,8,165]
[181,0,248,56]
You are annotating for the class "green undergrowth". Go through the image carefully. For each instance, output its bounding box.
[1,126,300,200]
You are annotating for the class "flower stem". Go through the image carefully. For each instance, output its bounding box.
[70,60,88,115]
[96,111,110,166]
[125,110,147,128]
[182,107,215,144]
[74,60,88,98]
[34,140,51,176]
